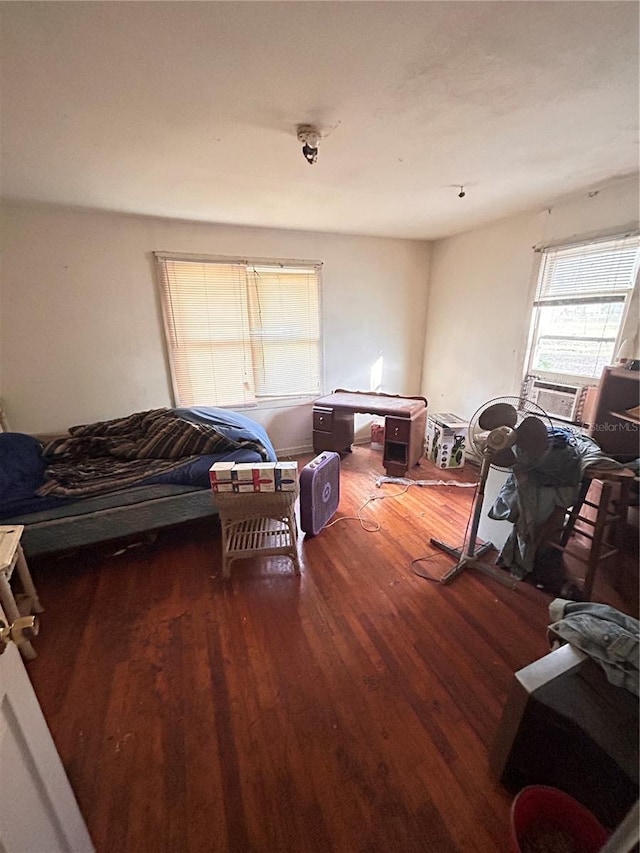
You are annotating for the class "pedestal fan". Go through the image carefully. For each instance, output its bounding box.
[431,397,552,586]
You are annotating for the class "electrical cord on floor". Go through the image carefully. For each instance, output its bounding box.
[323,484,412,532]
[375,476,477,489]
[410,549,467,582]
[409,476,481,583]
[324,474,479,535]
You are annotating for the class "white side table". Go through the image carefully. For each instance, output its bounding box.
[215,489,301,579]
[0,525,43,660]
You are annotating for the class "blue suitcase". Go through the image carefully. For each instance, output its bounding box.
[299,452,340,535]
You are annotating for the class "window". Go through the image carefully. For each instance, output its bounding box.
[525,234,640,382]
[155,253,322,407]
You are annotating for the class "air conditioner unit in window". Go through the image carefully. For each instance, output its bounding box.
[527,379,584,422]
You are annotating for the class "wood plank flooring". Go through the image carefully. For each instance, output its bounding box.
[25,448,637,853]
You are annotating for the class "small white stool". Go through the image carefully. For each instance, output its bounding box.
[0,525,43,660]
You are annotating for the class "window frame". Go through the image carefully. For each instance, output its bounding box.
[154,251,324,410]
[523,233,640,387]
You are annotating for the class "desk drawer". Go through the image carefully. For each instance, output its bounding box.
[312,406,354,454]
[313,407,333,432]
[385,417,410,443]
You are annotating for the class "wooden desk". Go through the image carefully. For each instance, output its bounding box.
[312,389,427,476]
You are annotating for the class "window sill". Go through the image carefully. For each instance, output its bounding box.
[230,396,317,413]
[527,371,600,387]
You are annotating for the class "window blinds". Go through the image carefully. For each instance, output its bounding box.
[156,254,321,408]
[246,265,321,398]
[535,234,640,305]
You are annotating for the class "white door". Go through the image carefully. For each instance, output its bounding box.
[0,606,94,852]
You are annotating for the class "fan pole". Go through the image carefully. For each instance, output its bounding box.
[430,454,515,588]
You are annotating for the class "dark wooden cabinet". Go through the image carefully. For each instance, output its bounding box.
[589,366,640,461]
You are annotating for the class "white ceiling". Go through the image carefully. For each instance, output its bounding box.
[1,1,638,240]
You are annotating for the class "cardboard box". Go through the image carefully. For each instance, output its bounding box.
[370,420,385,450]
[228,462,278,492]
[426,413,468,469]
[275,461,299,491]
[209,461,235,493]
[212,461,296,493]
[231,463,260,493]
[251,462,276,492]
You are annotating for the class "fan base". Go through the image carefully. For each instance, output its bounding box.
[430,538,516,588]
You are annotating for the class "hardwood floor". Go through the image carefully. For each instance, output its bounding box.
[25,448,637,852]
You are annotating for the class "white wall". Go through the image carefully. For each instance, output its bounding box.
[0,203,430,451]
[421,175,640,421]
[3,175,636,451]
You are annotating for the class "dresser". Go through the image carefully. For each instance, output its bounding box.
[312,389,428,476]
[588,365,640,462]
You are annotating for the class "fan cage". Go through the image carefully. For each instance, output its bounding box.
[467,396,554,471]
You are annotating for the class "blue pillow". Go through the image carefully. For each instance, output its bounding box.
[173,407,277,461]
[0,433,47,503]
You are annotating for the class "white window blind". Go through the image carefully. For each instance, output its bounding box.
[526,234,640,381]
[155,254,322,408]
[535,235,640,304]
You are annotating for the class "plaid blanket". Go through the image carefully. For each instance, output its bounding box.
[37,408,268,497]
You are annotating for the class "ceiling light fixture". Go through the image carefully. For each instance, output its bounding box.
[458,185,466,198]
[297,125,321,165]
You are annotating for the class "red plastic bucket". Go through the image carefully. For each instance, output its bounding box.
[510,786,609,853]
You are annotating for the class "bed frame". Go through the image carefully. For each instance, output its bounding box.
[13,484,219,558]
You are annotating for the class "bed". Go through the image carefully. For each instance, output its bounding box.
[0,406,277,557]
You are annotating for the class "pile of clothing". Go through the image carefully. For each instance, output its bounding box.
[488,426,625,581]
[548,598,639,696]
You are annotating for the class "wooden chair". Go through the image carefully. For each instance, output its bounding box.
[549,466,635,600]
